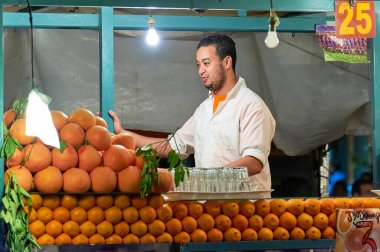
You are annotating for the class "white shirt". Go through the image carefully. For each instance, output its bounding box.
[169,77,276,196]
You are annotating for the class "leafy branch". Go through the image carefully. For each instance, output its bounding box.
[0,123,23,164]
[136,130,189,198]
[11,98,28,119]
[0,174,40,252]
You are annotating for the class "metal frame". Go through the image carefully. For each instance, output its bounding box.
[0,0,379,250]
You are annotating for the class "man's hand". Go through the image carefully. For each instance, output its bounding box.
[108,110,123,134]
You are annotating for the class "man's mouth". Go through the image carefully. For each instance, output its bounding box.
[201,77,208,83]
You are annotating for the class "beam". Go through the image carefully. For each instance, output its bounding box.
[0,4,4,247]
[3,12,334,32]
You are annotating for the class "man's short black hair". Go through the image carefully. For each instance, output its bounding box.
[197,34,237,71]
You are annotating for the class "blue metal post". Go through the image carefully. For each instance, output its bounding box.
[372,14,380,189]
[0,4,4,247]
[99,7,114,132]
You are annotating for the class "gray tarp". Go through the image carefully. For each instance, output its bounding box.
[4,29,371,155]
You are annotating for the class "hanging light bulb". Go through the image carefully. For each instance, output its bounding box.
[146,16,159,46]
[265,5,280,49]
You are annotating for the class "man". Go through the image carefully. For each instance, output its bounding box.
[110,34,276,195]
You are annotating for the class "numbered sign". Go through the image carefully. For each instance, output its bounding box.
[335,1,376,38]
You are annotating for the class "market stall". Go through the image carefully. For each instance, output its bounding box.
[1,0,380,251]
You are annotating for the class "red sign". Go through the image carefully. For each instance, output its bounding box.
[335,1,376,38]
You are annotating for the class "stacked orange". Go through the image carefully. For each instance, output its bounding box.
[3,108,173,195]
[28,194,380,245]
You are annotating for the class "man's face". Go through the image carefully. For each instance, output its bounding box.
[196,45,226,92]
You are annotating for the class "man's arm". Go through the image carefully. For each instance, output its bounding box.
[109,110,172,157]
[225,156,263,176]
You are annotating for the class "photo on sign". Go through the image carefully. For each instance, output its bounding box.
[315,25,369,63]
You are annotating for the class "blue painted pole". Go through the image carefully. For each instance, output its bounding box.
[99,7,114,132]
[371,14,380,189]
[0,4,4,247]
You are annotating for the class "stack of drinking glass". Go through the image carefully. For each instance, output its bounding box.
[171,167,252,193]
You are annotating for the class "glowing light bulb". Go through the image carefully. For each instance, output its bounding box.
[265,30,279,48]
[146,27,159,46]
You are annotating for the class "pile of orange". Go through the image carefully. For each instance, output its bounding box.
[3,108,173,195]
[28,194,380,246]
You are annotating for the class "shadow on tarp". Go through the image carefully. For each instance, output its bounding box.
[1,244,181,252]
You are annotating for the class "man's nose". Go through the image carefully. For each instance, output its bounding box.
[198,65,204,75]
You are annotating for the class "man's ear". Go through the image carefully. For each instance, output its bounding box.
[224,56,233,69]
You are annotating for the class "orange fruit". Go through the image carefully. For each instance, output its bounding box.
[46,220,62,238]
[297,213,313,230]
[248,214,264,232]
[77,145,102,172]
[157,204,173,222]
[103,146,135,173]
[61,195,78,210]
[34,166,63,193]
[349,198,365,209]
[254,199,270,217]
[72,234,89,245]
[172,202,188,220]
[96,220,114,238]
[88,233,106,244]
[90,166,117,193]
[232,214,249,232]
[37,234,55,246]
[59,122,85,148]
[114,221,130,237]
[187,202,204,219]
[305,226,321,239]
[222,201,239,218]
[214,214,231,232]
[139,206,157,224]
[241,228,258,241]
[123,207,139,224]
[166,218,182,236]
[156,232,173,243]
[174,231,191,244]
[286,199,304,216]
[114,194,131,210]
[328,212,336,229]
[80,221,96,237]
[63,168,91,193]
[4,108,16,128]
[190,229,207,242]
[224,227,241,242]
[54,233,72,245]
[313,212,328,230]
[148,219,166,236]
[123,234,140,244]
[148,194,164,209]
[207,228,223,242]
[140,233,156,243]
[181,216,198,233]
[51,110,68,130]
[42,195,61,210]
[131,195,148,209]
[203,201,221,218]
[320,198,335,215]
[269,199,287,216]
[111,132,136,150]
[87,206,105,225]
[31,194,43,210]
[238,200,255,218]
[51,143,78,172]
[95,115,107,128]
[96,195,114,210]
[336,209,353,234]
[53,207,70,224]
[70,207,87,225]
[29,220,46,238]
[263,213,280,230]
[63,220,80,238]
[273,226,289,240]
[322,226,336,239]
[130,220,148,237]
[290,227,305,240]
[29,208,37,223]
[37,207,53,224]
[304,198,321,216]
[68,108,96,130]
[258,227,273,241]
[78,195,96,210]
[105,234,123,244]
[105,206,123,224]
[6,147,25,167]
[197,213,214,232]
[279,212,297,230]
[4,166,33,192]
[9,119,34,146]
[86,125,112,151]
[333,198,349,209]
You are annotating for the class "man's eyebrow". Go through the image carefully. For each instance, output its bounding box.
[196,57,210,63]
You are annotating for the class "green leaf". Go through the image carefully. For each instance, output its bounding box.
[2,197,10,210]
[136,148,143,156]
[19,187,30,199]
[10,190,19,205]
[0,137,9,158]
[59,140,68,153]
[140,144,152,151]
[141,163,148,176]
[10,137,23,149]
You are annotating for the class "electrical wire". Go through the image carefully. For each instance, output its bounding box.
[26,0,35,88]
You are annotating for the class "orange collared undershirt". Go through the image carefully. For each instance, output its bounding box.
[213,95,227,113]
